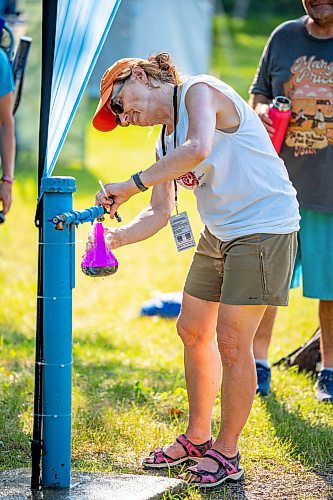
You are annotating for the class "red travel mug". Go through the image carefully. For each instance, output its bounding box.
[268,96,292,154]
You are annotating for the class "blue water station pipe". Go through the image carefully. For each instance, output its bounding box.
[41,176,75,488]
[41,176,105,488]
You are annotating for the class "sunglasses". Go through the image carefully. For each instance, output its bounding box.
[109,80,126,117]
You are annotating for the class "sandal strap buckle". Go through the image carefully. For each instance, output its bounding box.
[176,434,202,458]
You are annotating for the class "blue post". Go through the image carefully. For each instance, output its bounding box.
[41,176,76,488]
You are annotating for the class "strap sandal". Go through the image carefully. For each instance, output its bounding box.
[179,448,244,488]
[142,434,213,469]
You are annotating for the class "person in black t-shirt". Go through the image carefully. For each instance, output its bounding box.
[249,0,333,402]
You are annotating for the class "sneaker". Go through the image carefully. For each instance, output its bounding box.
[316,369,333,402]
[256,362,271,396]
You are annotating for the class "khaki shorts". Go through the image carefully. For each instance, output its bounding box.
[184,228,298,306]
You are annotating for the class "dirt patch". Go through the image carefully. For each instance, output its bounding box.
[196,467,333,500]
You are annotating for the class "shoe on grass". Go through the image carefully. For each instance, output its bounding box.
[316,369,333,402]
[142,434,213,469]
[256,362,271,396]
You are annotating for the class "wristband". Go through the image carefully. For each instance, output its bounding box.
[1,176,14,184]
[131,171,148,192]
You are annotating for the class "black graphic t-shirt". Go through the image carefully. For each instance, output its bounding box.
[250,16,333,212]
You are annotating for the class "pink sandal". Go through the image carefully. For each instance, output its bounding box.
[179,448,244,488]
[142,434,213,469]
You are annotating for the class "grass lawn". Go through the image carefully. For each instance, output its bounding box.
[1,125,332,498]
[1,9,333,500]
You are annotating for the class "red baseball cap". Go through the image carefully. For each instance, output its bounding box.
[92,58,140,132]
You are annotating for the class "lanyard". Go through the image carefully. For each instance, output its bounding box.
[161,85,179,215]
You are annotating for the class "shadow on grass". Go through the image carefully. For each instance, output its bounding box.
[159,473,247,500]
[0,328,35,352]
[263,392,333,489]
[73,340,185,416]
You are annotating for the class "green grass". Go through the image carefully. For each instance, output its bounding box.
[1,125,332,498]
[1,7,333,499]
[211,15,296,98]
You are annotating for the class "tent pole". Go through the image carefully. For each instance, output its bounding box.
[31,0,58,490]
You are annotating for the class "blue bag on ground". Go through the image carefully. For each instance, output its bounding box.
[140,292,182,318]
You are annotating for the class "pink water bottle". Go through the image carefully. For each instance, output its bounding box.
[268,96,292,153]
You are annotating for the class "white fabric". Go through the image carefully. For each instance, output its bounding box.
[156,75,300,241]
[89,0,214,97]
[44,0,121,178]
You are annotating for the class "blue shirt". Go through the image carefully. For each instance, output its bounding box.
[0,47,14,96]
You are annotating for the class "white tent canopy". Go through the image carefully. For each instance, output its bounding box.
[89,0,215,97]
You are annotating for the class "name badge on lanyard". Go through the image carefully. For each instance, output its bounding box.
[170,211,196,251]
[162,86,196,252]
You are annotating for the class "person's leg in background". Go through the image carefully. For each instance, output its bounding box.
[318,299,333,401]
[301,209,333,402]
[319,300,333,370]
[253,305,277,395]
[253,306,277,360]
[253,240,302,395]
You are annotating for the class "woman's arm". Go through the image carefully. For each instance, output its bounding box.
[140,83,240,185]
[137,84,221,184]
[0,92,15,214]
[100,180,175,250]
[102,83,234,218]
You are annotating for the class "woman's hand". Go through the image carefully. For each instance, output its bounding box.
[86,226,123,252]
[104,227,123,250]
[0,181,12,214]
[95,179,138,219]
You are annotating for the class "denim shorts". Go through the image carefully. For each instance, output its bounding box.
[184,227,298,306]
[291,208,333,300]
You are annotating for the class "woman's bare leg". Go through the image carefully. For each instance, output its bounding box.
[181,293,221,443]
[184,303,266,478]
[144,292,220,462]
[215,303,267,455]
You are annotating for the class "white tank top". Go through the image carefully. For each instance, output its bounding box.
[156,75,300,241]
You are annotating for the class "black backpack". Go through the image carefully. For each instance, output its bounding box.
[273,328,321,374]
